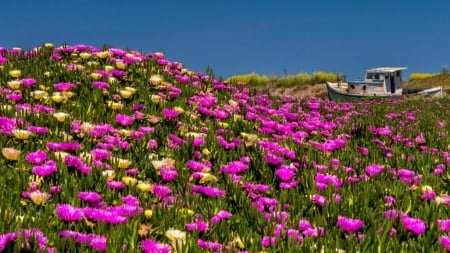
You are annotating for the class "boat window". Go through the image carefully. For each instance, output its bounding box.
[374,74,379,80]
[396,71,400,77]
[366,73,373,79]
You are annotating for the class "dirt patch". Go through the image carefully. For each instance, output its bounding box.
[268,83,328,99]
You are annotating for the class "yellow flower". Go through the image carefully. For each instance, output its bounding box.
[122,176,137,186]
[90,72,103,80]
[102,170,116,181]
[2,147,21,161]
[54,151,70,161]
[120,129,131,137]
[31,90,48,100]
[104,65,114,72]
[125,86,137,93]
[9,69,22,78]
[63,91,75,99]
[218,122,229,129]
[150,95,161,103]
[150,75,163,85]
[51,93,66,103]
[165,229,186,251]
[178,208,195,216]
[173,106,185,114]
[29,191,49,205]
[44,43,54,48]
[13,129,32,140]
[53,112,69,122]
[7,80,21,89]
[154,52,165,58]
[79,52,91,60]
[232,234,245,249]
[108,77,118,84]
[96,51,109,59]
[151,158,175,170]
[117,158,132,169]
[136,182,152,192]
[116,61,127,70]
[107,101,124,110]
[44,71,51,78]
[233,114,243,122]
[144,209,153,218]
[2,105,13,112]
[229,99,239,107]
[119,89,133,99]
[202,148,211,156]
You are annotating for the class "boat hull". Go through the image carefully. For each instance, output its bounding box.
[326,82,401,102]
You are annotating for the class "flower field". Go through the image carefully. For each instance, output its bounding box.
[1,44,450,252]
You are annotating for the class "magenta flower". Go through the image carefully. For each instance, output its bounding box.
[47,141,80,151]
[106,181,125,190]
[192,185,226,198]
[31,160,57,177]
[92,81,110,89]
[211,210,232,225]
[160,166,178,182]
[401,214,426,235]
[53,82,76,91]
[56,204,84,222]
[78,191,102,203]
[275,166,296,181]
[141,239,171,253]
[197,239,222,251]
[161,108,179,119]
[90,149,112,160]
[261,236,277,248]
[365,163,385,177]
[26,150,48,165]
[337,215,364,232]
[439,235,450,251]
[27,125,48,135]
[220,161,248,174]
[185,220,209,232]
[437,219,450,232]
[20,78,36,87]
[310,194,327,206]
[115,114,134,127]
[152,184,172,198]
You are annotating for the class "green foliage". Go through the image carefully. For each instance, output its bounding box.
[228,71,339,87]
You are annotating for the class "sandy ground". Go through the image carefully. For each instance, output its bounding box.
[255,83,328,100]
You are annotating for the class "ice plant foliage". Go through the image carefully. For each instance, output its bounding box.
[0,43,449,252]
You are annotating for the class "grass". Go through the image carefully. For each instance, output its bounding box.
[0,43,450,252]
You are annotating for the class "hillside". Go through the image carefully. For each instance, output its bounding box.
[252,73,450,99]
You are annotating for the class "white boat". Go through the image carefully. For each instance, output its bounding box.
[326,67,443,101]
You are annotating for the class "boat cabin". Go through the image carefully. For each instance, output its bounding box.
[362,67,407,94]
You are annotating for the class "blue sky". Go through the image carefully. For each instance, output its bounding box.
[1,0,449,80]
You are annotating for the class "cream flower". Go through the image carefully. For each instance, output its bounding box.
[9,69,22,78]
[2,147,21,161]
[13,129,32,140]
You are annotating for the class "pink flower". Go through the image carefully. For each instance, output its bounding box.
[365,164,384,177]
[337,215,364,232]
[31,160,57,177]
[53,82,76,91]
[275,166,295,181]
[56,204,84,222]
[115,114,134,127]
[141,239,171,253]
[261,236,277,248]
[26,150,48,165]
[310,194,327,206]
[401,214,426,235]
[439,235,450,251]
[78,192,102,203]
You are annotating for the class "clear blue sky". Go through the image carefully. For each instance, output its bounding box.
[1,0,449,80]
